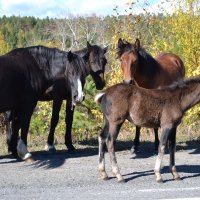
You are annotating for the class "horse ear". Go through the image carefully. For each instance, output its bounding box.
[87,41,92,49]
[134,39,140,50]
[103,46,108,54]
[117,38,124,48]
[67,51,74,63]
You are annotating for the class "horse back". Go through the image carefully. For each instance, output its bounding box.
[156,53,185,83]
[0,56,29,111]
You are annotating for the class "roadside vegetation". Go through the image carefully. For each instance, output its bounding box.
[0,0,199,153]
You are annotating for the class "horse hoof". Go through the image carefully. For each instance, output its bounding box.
[118,178,125,183]
[130,147,139,155]
[102,176,109,181]
[25,157,34,163]
[49,148,56,153]
[130,152,137,159]
[45,145,56,153]
[174,176,181,181]
[67,147,76,153]
[10,151,18,158]
[156,178,164,183]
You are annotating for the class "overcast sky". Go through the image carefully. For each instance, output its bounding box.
[0,0,171,18]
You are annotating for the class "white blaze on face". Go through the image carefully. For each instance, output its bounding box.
[77,78,84,102]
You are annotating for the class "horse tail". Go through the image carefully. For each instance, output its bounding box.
[94,92,105,104]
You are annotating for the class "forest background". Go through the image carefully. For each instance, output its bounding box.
[0,0,199,150]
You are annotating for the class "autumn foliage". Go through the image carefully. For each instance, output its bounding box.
[0,0,199,142]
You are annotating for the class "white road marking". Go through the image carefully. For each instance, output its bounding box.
[139,187,200,193]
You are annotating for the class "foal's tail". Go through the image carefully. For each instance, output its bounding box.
[94,92,105,104]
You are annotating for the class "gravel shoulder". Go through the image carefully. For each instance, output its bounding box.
[0,143,200,200]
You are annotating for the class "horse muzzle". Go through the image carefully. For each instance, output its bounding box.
[123,79,133,84]
[73,93,85,106]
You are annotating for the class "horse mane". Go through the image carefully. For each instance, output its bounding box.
[117,40,159,68]
[7,46,87,93]
[116,40,134,58]
[160,76,200,91]
[69,52,89,78]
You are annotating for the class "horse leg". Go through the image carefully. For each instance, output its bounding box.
[4,111,12,147]
[8,113,20,157]
[47,99,62,152]
[18,102,36,161]
[7,109,24,156]
[154,128,159,154]
[106,122,124,183]
[130,126,140,155]
[169,127,181,180]
[65,99,75,152]
[154,127,172,182]
[98,121,109,180]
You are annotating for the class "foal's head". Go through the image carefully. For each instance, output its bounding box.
[117,38,141,84]
[66,51,88,105]
[87,42,108,90]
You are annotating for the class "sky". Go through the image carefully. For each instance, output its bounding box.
[0,0,171,18]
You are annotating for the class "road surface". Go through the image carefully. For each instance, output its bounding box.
[0,144,200,200]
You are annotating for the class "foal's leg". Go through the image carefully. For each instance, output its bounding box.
[65,99,75,152]
[169,127,181,180]
[98,122,109,180]
[47,99,62,151]
[107,123,124,183]
[154,127,171,182]
[130,126,141,155]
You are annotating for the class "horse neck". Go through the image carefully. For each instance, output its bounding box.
[180,83,200,112]
[75,48,90,77]
[28,47,67,81]
[134,53,160,88]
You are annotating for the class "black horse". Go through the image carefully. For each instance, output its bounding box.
[6,42,108,154]
[43,42,108,152]
[1,46,87,160]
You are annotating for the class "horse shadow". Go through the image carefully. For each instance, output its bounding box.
[1,138,199,171]
[28,146,98,169]
[159,164,200,183]
[0,146,98,169]
[0,154,22,164]
[176,139,200,154]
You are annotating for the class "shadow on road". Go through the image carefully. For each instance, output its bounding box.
[1,138,199,171]
[28,147,98,169]
[123,170,155,182]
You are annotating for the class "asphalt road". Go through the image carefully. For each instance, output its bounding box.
[0,145,200,200]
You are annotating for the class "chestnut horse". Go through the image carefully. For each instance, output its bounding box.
[95,76,200,182]
[117,38,185,154]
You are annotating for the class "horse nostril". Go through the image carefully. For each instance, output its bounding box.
[74,95,77,101]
